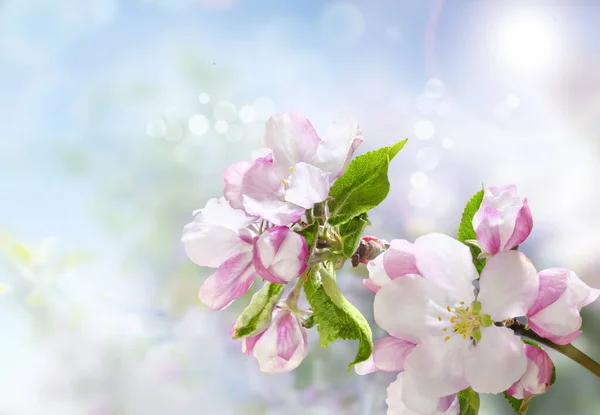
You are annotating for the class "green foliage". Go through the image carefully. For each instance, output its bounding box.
[298,223,319,252]
[458,387,480,415]
[457,188,486,273]
[328,139,407,226]
[504,339,557,414]
[338,213,371,258]
[232,282,284,338]
[303,262,373,369]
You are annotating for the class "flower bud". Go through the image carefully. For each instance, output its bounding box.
[253,226,308,284]
[528,268,600,344]
[472,185,533,255]
[506,344,554,399]
[363,239,419,293]
[250,308,308,373]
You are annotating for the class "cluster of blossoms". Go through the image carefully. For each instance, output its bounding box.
[357,185,600,414]
[182,111,362,372]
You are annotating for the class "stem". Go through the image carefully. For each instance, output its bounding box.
[507,320,600,378]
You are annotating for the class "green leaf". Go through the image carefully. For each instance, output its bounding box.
[298,223,319,252]
[328,139,408,226]
[457,188,486,273]
[304,262,373,369]
[458,387,480,415]
[338,213,371,258]
[503,340,557,414]
[232,282,285,338]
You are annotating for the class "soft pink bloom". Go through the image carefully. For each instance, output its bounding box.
[182,198,308,310]
[364,239,419,293]
[182,198,257,310]
[472,185,533,255]
[506,344,554,399]
[372,233,539,413]
[354,336,416,375]
[248,307,309,373]
[386,373,458,415]
[528,268,600,345]
[223,112,362,225]
[253,226,308,284]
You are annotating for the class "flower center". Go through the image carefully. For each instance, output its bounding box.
[438,301,492,344]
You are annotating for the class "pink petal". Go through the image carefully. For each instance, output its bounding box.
[464,326,527,394]
[242,331,265,355]
[472,205,502,255]
[252,309,308,373]
[253,227,308,284]
[372,336,416,372]
[364,253,391,293]
[503,198,533,251]
[528,268,569,316]
[243,195,304,226]
[414,233,478,304]
[198,252,256,310]
[284,162,331,209]
[354,355,376,375]
[374,274,451,343]
[528,269,599,344]
[478,250,539,321]
[240,154,283,201]
[506,344,553,399]
[223,161,252,209]
[263,112,320,178]
[384,239,420,279]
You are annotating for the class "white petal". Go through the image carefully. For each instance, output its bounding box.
[311,115,361,177]
[243,195,305,226]
[263,112,320,177]
[387,373,442,415]
[464,326,527,393]
[414,233,477,303]
[284,162,331,209]
[478,251,539,321]
[374,274,451,343]
[403,336,469,400]
[366,253,392,292]
[182,216,251,268]
[200,197,255,230]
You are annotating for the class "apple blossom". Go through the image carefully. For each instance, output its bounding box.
[253,226,308,284]
[363,239,419,293]
[372,233,539,413]
[354,336,415,375]
[242,307,309,373]
[506,344,554,399]
[223,111,362,225]
[527,268,600,345]
[386,373,458,415]
[472,185,533,255]
[182,198,308,310]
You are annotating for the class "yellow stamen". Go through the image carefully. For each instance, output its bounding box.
[446,305,451,312]
[289,166,294,172]
[444,336,450,342]
[443,328,447,332]
[437,316,442,321]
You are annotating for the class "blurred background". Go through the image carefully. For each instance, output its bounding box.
[1,0,600,414]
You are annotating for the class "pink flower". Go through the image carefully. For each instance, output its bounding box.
[253,226,308,284]
[223,112,362,225]
[527,268,600,345]
[472,185,533,255]
[182,198,308,310]
[386,373,458,415]
[242,307,308,373]
[371,233,539,413]
[363,239,419,293]
[506,344,554,399]
[354,336,416,375]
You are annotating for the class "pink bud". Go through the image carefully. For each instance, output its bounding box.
[253,226,308,284]
[528,268,600,344]
[472,185,533,255]
[506,344,554,399]
[250,308,308,373]
[363,239,419,293]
